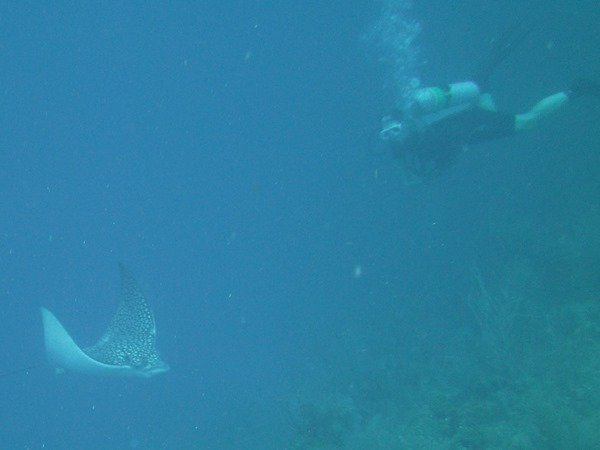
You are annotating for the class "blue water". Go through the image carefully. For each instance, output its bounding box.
[1,1,599,448]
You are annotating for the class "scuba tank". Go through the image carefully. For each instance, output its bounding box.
[379,81,482,146]
[412,81,481,114]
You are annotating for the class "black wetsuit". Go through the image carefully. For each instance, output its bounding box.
[395,108,516,179]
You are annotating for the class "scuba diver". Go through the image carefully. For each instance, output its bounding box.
[379,26,600,184]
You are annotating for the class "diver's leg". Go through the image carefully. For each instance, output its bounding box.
[515,92,569,131]
[515,79,600,131]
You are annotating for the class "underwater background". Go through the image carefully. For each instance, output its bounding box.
[0,0,599,448]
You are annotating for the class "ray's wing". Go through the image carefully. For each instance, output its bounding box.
[41,307,139,376]
[83,265,164,370]
[41,265,169,377]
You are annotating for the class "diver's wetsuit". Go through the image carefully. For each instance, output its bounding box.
[394,108,515,179]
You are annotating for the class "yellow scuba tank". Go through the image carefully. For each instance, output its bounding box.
[412,81,481,114]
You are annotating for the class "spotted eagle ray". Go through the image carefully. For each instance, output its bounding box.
[41,265,170,378]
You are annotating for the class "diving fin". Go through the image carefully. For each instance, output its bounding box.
[473,22,531,91]
[569,78,600,99]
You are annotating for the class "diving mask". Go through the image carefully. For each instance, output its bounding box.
[379,115,409,143]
